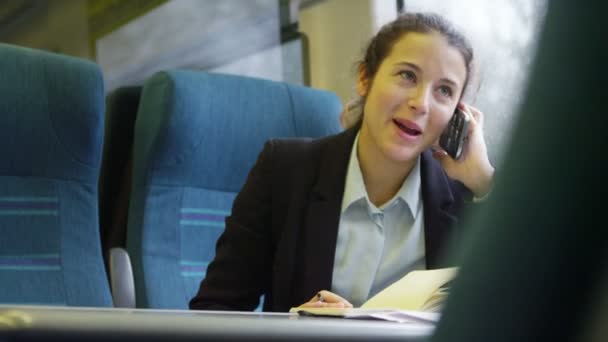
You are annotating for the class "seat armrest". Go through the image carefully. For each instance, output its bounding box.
[109,247,136,308]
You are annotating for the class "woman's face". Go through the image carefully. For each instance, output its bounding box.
[359,31,467,165]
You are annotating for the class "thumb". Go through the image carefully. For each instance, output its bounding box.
[433,148,451,164]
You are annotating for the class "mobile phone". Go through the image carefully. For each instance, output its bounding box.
[439,108,469,160]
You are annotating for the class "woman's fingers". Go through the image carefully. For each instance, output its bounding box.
[316,290,353,307]
[298,290,353,308]
[302,301,352,308]
[460,103,484,132]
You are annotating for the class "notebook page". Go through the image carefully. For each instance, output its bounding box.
[361,267,457,310]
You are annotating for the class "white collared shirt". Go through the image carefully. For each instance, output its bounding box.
[330,133,426,307]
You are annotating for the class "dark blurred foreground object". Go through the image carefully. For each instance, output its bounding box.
[433,1,607,341]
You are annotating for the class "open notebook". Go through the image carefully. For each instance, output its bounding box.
[290,267,457,324]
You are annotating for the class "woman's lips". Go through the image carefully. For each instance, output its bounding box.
[393,119,422,139]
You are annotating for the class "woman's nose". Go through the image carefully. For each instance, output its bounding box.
[408,86,431,115]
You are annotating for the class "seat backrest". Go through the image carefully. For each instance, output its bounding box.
[127,71,343,308]
[0,44,112,306]
[98,86,142,269]
[432,1,606,341]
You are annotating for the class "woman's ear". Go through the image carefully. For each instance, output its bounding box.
[356,64,369,97]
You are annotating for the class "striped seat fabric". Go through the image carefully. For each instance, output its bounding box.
[0,43,112,307]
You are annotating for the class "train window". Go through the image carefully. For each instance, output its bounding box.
[95,0,284,93]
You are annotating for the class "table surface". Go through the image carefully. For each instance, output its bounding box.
[0,305,435,341]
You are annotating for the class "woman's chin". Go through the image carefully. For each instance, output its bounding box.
[383,145,420,164]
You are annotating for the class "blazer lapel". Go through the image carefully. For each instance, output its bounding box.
[296,127,358,301]
[420,151,459,269]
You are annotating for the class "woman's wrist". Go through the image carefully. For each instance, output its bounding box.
[469,162,495,198]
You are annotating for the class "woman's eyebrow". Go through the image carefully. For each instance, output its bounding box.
[394,61,421,73]
[439,77,459,88]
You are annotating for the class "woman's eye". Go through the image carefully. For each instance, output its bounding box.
[399,70,416,82]
[438,85,453,98]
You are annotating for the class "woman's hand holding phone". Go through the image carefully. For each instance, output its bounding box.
[434,103,495,198]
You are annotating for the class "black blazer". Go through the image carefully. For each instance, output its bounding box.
[189,126,471,312]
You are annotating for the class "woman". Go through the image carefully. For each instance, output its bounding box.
[190,12,494,312]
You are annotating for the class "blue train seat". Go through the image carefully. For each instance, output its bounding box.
[126,71,342,308]
[0,43,112,307]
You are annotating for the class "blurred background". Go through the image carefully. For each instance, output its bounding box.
[0,0,547,165]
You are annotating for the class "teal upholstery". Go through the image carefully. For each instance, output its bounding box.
[127,71,342,308]
[0,43,112,306]
[432,1,606,341]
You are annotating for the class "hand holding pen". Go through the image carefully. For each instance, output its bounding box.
[297,290,354,309]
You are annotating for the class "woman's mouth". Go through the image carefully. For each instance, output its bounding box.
[393,119,422,137]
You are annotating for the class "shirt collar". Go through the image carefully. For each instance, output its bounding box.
[341,132,422,219]
[341,133,367,213]
[390,154,422,219]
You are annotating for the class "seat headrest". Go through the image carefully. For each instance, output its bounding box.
[134,70,342,191]
[0,43,105,181]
